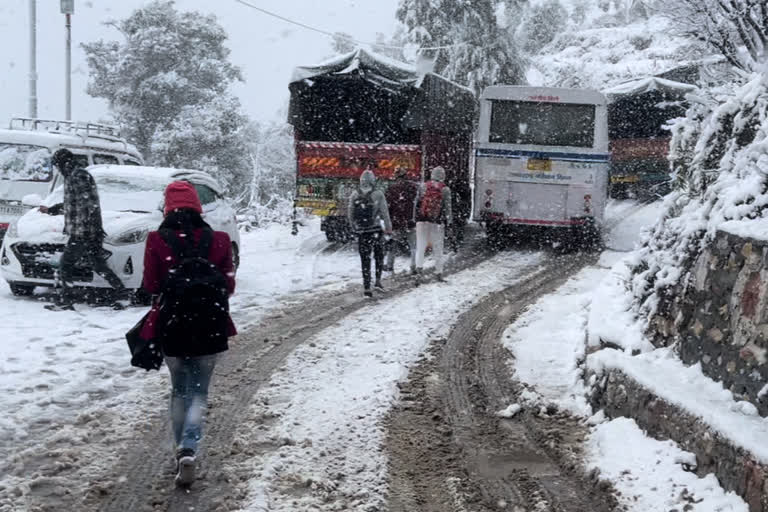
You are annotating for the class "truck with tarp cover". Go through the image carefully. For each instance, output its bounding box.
[288,48,477,242]
[605,77,696,198]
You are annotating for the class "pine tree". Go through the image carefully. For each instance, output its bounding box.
[397,0,524,95]
[82,0,250,194]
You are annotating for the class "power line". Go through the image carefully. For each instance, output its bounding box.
[231,0,466,51]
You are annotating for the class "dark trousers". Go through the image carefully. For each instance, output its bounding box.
[357,231,384,290]
[58,236,126,303]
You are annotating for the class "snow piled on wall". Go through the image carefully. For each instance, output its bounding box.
[628,73,768,322]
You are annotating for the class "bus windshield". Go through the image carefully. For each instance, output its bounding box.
[0,143,53,182]
[489,100,596,148]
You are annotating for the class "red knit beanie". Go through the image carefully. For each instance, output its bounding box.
[164,181,202,216]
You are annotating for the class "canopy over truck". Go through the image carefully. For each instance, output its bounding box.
[288,48,477,243]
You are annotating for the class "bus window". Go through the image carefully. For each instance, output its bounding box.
[93,154,120,165]
[489,100,595,148]
[0,143,52,181]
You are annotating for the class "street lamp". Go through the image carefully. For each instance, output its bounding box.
[61,0,74,120]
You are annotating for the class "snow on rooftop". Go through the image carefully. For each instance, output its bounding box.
[290,47,418,84]
[604,76,698,98]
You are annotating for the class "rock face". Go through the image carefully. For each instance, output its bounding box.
[653,230,768,416]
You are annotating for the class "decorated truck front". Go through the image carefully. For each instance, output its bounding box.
[605,77,695,199]
[288,48,476,242]
[294,141,421,240]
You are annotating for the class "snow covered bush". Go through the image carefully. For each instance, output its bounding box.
[238,121,296,228]
[626,0,768,325]
[628,74,768,323]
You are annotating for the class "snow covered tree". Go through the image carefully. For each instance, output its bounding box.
[662,0,768,74]
[82,0,250,194]
[517,0,568,52]
[397,0,525,94]
[331,32,356,54]
[244,120,296,225]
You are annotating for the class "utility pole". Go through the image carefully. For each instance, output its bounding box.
[28,0,37,118]
[61,0,75,120]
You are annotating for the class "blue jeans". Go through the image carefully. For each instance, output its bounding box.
[165,355,217,453]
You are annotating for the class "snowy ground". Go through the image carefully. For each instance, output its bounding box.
[227,251,546,511]
[501,200,749,511]
[0,218,365,508]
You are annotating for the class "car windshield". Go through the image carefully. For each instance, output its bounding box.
[0,143,53,182]
[47,172,169,213]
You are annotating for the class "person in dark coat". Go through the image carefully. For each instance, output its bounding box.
[141,180,236,486]
[384,167,418,273]
[46,148,128,311]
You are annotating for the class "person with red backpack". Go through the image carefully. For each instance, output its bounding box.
[140,181,237,487]
[384,167,419,273]
[347,169,392,297]
[415,166,452,282]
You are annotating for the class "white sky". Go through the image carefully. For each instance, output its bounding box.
[0,0,399,125]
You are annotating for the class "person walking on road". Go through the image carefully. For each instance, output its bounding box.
[415,166,452,282]
[384,167,419,274]
[348,169,392,297]
[46,148,129,311]
[141,181,237,487]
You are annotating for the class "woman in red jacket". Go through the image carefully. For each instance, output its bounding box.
[141,181,236,486]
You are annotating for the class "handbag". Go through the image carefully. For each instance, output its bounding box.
[125,311,163,371]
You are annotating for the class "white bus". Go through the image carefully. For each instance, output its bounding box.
[474,86,609,246]
[0,118,143,243]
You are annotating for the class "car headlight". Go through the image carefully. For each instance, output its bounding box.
[107,227,149,246]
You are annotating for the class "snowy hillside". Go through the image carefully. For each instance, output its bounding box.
[523,1,701,91]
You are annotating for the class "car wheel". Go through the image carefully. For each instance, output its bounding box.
[9,283,35,296]
[232,243,240,270]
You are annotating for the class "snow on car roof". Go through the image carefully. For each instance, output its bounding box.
[603,77,697,99]
[87,165,225,196]
[0,128,142,159]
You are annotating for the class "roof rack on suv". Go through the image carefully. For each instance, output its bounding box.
[8,117,126,144]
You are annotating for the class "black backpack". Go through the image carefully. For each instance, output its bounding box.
[156,228,229,356]
[352,191,376,231]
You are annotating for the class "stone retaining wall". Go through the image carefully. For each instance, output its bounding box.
[589,368,768,512]
[651,229,768,416]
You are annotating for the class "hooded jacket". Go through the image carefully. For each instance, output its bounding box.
[416,166,453,225]
[347,170,393,234]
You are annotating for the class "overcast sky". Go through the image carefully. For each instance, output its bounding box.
[0,0,399,126]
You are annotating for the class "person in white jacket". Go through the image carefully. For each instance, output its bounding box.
[348,170,393,296]
[414,166,452,282]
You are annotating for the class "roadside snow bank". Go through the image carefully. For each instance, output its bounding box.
[587,417,748,511]
[229,251,546,512]
[588,347,768,465]
[503,266,601,416]
[587,255,653,354]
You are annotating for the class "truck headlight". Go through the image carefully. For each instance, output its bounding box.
[107,227,149,246]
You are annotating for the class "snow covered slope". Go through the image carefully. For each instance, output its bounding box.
[526,4,700,91]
